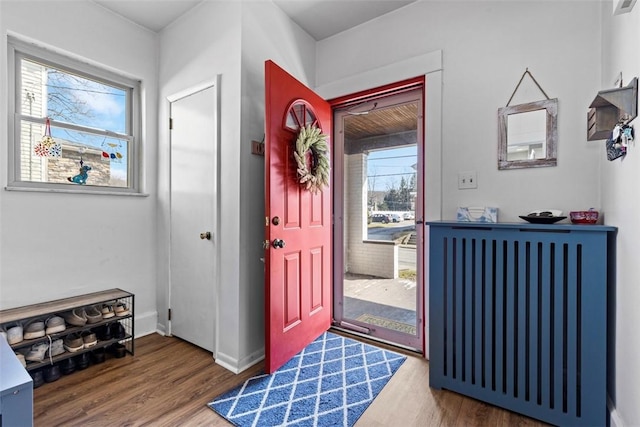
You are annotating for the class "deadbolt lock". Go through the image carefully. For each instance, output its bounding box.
[200,231,211,240]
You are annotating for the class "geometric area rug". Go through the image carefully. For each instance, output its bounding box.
[208,331,407,426]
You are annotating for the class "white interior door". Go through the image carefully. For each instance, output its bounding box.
[169,82,218,353]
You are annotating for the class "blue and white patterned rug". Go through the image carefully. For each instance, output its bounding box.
[208,331,406,426]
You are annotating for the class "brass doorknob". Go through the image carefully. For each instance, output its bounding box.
[272,238,285,249]
[200,232,211,240]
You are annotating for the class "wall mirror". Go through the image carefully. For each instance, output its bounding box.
[498,98,558,170]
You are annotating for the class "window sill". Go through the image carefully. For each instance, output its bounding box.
[4,185,149,197]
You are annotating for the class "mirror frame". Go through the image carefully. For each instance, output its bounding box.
[498,98,558,170]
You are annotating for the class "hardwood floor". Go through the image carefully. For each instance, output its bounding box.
[33,333,548,426]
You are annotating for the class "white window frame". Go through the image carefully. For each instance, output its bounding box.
[6,36,142,195]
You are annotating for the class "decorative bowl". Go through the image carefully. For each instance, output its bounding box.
[569,210,599,224]
[519,209,566,224]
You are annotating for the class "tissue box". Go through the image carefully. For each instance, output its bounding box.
[456,207,498,223]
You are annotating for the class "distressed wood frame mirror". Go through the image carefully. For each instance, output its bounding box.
[498,98,558,170]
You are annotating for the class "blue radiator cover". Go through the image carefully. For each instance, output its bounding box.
[427,221,616,426]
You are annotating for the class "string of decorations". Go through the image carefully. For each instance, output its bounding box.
[294,124,330,193]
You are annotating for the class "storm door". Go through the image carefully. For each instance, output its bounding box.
[332,83,424,351]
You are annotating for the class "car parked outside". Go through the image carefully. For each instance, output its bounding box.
[371,213,391,224]
[390,214,402,223]
[403,212,415,220]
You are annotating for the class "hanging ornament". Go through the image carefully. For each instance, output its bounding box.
[67,154,92,185]
[101,139,124,163]
[34,118,62,158]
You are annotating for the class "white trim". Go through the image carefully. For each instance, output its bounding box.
[608,395,625,427]
[132,310,159,338]
[215,348,265,374]
[167,79,219,103]
[6,34,142,194]
[315,51,444,360]
[166,76,221,356]
[4,185,149,196]
[314,50,442,100]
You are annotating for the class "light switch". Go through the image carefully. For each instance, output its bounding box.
[458,171,477,189]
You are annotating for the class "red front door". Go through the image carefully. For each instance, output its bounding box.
[264,60,332,373]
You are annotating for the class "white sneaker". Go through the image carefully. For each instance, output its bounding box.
[47,339,65,357]
[45,316,66,335]
[114,302,130,317]
[7,324,23,345]
[23,319,45,340]
[15,352,27,368]
[101,304,115,319]
[25,343,49,362]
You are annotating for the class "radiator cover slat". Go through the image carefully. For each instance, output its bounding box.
[429,223,616,426]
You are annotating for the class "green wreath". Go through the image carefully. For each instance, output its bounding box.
[294,124,330,193]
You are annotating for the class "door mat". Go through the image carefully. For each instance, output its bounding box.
[207,331,406,426]
[356,314,417,335]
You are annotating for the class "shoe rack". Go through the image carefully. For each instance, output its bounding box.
[0,289,134,373]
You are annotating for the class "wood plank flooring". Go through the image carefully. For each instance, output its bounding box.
[33,333,548,426]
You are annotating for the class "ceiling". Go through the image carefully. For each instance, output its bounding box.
[92,0,416,40]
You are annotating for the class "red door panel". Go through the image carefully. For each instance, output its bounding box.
[265,60,332,373]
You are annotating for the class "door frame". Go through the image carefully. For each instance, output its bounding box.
[331,81,425,351]
[166,76,221,356]
[315,50,443,359]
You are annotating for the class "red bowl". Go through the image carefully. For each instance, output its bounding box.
[569,210,599,224]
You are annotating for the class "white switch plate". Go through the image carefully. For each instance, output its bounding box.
[458,171,477,189]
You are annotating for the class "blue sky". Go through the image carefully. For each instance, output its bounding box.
[367,146,417,191]
[45,66,128,179]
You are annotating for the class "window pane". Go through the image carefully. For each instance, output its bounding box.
[21,58,127,134]
[20,120,128,188]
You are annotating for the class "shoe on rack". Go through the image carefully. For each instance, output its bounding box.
[6,323,23,345]
[45,315,66,335]
[25,342,49,362]
[43,364,61,383]
[23,319,46,340]
[31,370,44,388]
[15,352,27,367]
[85,306,103,324]
[101,304,115,319]
[113,322,126,340]
[93,324,112,341]
[91,347,106,364]
[114,302,130,317]
[82,331,98,348]
[60,357,76,375]
[47,339,65,357]
[62,308,87,327]
[75,352,91,370]
[63,333,84,353]
[108,343,127,359]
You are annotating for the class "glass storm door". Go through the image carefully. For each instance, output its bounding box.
[333,84,424,351]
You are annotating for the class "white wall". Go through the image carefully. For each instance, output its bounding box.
[0,1,159,335]
[157,0,244,369]
[239,1,316,365]
[317,1,603,221]
[318,1,640,424]
[600,3,640,425]
[157,0,316,372]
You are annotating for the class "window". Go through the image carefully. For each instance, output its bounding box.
[7,36,141,194]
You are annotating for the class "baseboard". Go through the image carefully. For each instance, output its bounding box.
[215,347,264,374]
[132,310,158,338]
[155,323,167,336]
[608,394,624,427]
